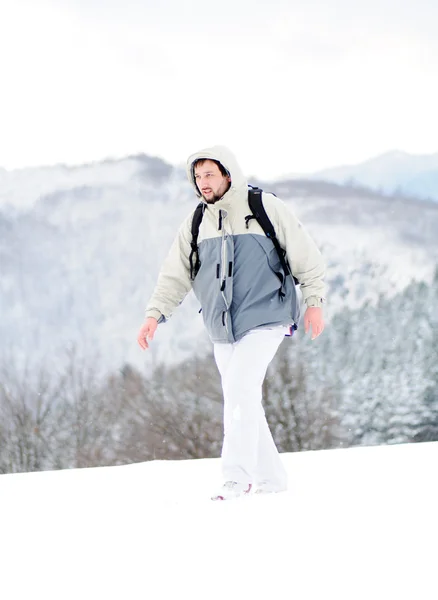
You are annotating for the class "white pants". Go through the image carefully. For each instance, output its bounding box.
[213,326,289,490]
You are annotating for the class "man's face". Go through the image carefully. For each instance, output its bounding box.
[194,160,231,204]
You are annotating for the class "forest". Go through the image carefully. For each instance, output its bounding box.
[1,268,437,474]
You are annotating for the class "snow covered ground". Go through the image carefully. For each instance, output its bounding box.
[1,441,437,600]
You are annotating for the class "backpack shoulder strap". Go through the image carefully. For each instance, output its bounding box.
[189,202,205,280]
[247,186,276,238]
[248,187,298,285]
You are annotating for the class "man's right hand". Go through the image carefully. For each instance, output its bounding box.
[137,317,158,350]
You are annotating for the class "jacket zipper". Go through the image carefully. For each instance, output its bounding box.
[219,209,229,335]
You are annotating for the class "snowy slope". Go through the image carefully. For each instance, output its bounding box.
[1,157,438,375]
[1,441,436,600]
[309,150,438,201]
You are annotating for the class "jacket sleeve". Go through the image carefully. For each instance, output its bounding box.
[144,212,194,322]
[264,194,326,308]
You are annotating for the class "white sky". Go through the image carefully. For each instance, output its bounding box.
[1,0,438,179]
[1,442,437,599]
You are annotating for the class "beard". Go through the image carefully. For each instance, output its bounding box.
[203,192,222,204]
[202,181,231,204]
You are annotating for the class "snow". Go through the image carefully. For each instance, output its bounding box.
[1,441,437,600]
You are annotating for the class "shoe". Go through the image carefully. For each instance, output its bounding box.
[211,481,253,501]
[255,482,287,494]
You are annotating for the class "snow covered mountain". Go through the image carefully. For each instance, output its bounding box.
[310,150,438,202]
[1,156,438,375]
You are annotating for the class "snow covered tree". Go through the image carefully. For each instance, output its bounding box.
[119,353,223,461]
[414,271,438,441]
[263,338,346,452]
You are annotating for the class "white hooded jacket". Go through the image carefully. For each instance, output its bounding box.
[145,146,326,343]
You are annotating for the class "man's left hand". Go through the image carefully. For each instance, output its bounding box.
[304,307,325,340]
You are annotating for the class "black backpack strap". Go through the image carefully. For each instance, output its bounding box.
[189,202,205,280]
[247,187,299,292]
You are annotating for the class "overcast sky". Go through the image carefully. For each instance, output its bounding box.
[1,0,438,179]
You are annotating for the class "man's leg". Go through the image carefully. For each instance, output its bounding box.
[254,403,288,491]
[213,341,237,478]
[213,328,286,485]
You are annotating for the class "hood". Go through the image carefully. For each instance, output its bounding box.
[186,145,248,198]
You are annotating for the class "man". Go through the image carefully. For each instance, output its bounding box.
[137,145,326,500]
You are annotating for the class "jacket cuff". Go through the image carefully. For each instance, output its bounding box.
[305,296,325,308]
[145,309,164,322]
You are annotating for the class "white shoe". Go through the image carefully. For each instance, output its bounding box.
[211,481,253,501]
[255,482,287,494]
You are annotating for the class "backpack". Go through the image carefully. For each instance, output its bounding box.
[189,186,299,289]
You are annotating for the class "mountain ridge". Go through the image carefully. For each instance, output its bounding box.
[308,149,438,201]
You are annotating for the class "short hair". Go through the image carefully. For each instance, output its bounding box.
[192,158,229,178]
